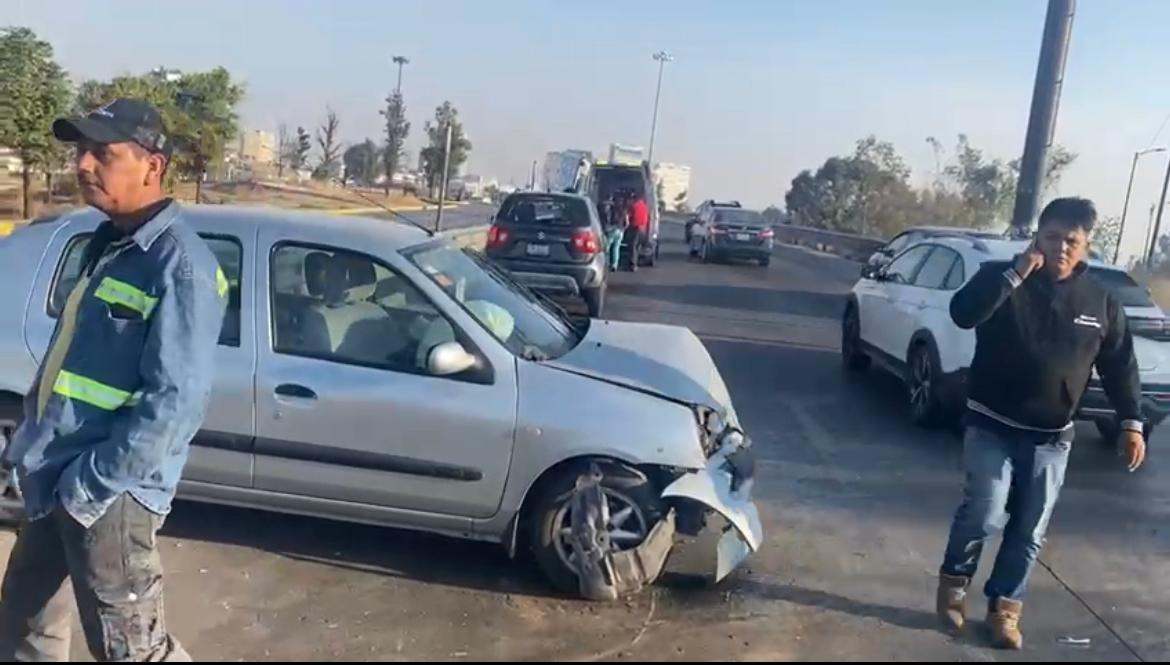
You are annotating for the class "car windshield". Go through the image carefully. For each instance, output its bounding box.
[497,195,590,227]
[1088,267,1156,308]
[405,242,581,361]
[713,209,765,226]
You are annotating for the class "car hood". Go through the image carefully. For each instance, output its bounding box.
[546,320,739,425]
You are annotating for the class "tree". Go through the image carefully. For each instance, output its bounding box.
[313,107,341,181]
[291,126,311,171]
[762,205,786,225]
[419,102,472,195]
[77,66,244,200]
[1092,215,1122,263]
[0,27,72,218]
[380,90,410,194]
[276,123,290,178]
[342,139,379,187]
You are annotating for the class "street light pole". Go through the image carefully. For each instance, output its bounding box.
[435,123,453,233]
[392,55,409,96]
[1147,153,1170,265]
[1118,147,1166,263]
[647,50,673,167]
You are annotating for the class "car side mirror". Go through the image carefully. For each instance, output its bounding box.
[427,341,477,376]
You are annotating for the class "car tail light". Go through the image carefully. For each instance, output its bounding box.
[759,228,775,239]
[487,225,509,249]
[571,230,600,255]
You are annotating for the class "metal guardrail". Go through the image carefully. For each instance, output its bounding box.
[772,224,884,262]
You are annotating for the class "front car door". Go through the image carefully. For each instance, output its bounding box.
[252,227,518,523]
[863,244,933,359]
[24,215,255,488]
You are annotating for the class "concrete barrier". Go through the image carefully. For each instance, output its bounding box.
[772,225,884,262]
[442,224,488,251]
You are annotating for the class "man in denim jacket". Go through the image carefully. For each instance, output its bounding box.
[0,99,226,662]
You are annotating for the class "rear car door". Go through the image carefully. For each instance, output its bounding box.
[252,229,518,520]
[25,217,255,488]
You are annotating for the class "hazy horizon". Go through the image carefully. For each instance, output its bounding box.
[10,0,1170,260]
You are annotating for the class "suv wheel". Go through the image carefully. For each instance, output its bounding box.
[842,306,870,372]
[907,342,946,427]
[0,399,25,524]
[583,284,605,318]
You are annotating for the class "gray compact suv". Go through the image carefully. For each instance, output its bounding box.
[485,192,608,317]
[0,205,761,598]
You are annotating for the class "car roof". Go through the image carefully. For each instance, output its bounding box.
[502,191,589,203]
[924,236,1127,273]
[41,204,433,250]
[901,225,1004,238]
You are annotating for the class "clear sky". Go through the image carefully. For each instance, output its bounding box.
[9,0,1170,260]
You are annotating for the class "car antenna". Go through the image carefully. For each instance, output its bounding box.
[347,188,436,237]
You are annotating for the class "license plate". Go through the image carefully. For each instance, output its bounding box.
[526,243,550,257]
[735,233,751,242]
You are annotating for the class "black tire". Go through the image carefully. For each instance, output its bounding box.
[907,342,947,427]
[701,240,713,264]
[0,398,25,524]
[583,284,605,318]
[759,256,771,267]
[841,306,870,372]
[529,463,664,595]
[646,243,657,267]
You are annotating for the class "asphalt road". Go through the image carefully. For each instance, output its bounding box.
[5,219,1165,661]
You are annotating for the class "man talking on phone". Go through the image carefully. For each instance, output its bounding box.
[935,197,1145,649]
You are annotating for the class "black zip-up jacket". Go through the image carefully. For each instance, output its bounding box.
[950,260,1142,430]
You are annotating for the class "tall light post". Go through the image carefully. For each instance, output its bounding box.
[392,55,409,95]
[1118,147,1166,263]
[646,50,673,166]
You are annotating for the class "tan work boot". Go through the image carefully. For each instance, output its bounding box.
[988,598,1024,650]
[936,574,970,633]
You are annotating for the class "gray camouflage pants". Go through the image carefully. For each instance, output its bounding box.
[0,495,189,662]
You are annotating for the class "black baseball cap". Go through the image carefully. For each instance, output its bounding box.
[53,98,171,158]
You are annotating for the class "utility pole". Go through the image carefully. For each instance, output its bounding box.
[1009,0,1076,234]
[647,51,673,166]
[392,55,409,95]
[435,123,453,233]
[530,160,537,190]
[1118,147,1166,262]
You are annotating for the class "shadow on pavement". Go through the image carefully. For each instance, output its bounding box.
[161,501,554,598]
[739,579,940,632]
[610,283,845,320]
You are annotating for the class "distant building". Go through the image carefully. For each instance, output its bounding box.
[239,130,276,164]
[653,163,691,212]
[0,147,23,175]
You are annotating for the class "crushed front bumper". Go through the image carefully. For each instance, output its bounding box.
[567,431,763,600]
[662,440,763,581]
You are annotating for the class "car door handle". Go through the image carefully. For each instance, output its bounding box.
[274,383,317,400]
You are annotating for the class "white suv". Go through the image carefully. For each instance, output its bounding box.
[842,235,1170,439]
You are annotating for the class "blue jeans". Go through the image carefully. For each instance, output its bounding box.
[606,229,624,270]
[940,424,1070,608]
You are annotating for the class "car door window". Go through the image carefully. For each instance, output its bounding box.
[912,246,959,290]
[944,257,967,290]
[883,245,932,284]
[48,232,243,347]
[270,243,460,374]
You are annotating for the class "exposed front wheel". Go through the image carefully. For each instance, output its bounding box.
[529,464,664,595]
[841,307,870,372]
